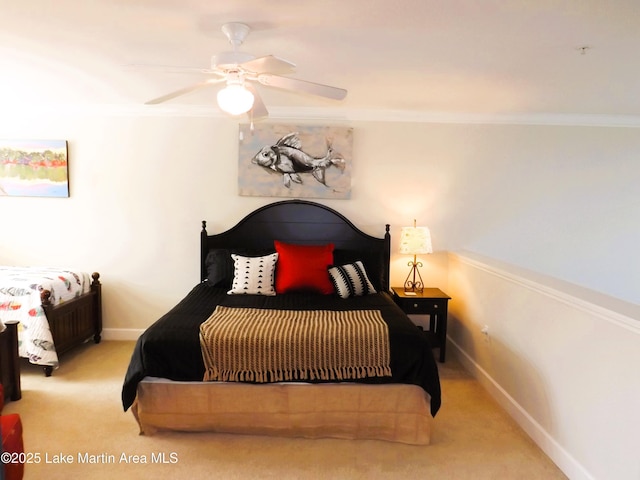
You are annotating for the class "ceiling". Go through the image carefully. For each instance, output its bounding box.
[2,0,640,123]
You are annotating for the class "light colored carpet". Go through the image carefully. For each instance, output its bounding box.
[4,341,567,479]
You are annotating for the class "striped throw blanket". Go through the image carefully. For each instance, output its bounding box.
[200,306,391,383]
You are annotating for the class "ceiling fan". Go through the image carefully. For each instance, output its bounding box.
[144,22,347,118]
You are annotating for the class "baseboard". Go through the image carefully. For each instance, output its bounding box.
[448,337,595,480]
[102,328,144,341]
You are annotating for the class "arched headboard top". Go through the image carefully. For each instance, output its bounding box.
[201,200,391,291]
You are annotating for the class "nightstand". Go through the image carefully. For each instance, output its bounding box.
[391,287,451,363]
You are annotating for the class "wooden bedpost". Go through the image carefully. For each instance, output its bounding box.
[91,272,102,344]
[0,321,22,401]
[201,220,208,282]
[383,224,391,291]
[39,290,54,376]
[40,289,53,315]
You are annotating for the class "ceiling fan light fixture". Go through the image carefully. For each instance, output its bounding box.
[217,83,254,115]
[143,22,346,118]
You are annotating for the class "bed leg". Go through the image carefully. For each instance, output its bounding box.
[43,366,53,377]
[94,333,102,344]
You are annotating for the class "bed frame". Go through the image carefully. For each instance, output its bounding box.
[133,200,434,444]
[0,321,21,402]
[200,199,391,289]
[40,272,102,376]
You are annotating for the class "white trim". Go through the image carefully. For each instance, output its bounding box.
[102,328,144,341]
[450,251,640,335]
[448,338,595,480]
[338,110,640,127]
[7,103,640,127]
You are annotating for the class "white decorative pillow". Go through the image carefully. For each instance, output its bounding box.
[228,253,278,296]
[328,261,377,299]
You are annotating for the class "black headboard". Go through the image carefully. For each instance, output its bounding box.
[200,199,391,291]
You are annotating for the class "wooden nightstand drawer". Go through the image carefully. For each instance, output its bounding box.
[395,297,431,314]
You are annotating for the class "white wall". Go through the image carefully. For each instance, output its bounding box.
[0,113,450,333]
[440,124,640,304]
[2,108,639,478]
[1,111,639,333]
[448,251,640,480]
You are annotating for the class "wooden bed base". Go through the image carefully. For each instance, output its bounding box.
[40,272,102,376]
[0,321,21,402]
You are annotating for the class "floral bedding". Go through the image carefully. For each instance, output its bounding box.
[0,266,91,368]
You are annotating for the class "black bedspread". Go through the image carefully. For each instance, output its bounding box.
[122,284,441,416]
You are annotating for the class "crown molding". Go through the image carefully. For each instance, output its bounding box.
[6,103,640,127]
[270,108,640,127]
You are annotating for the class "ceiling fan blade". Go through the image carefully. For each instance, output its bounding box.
[257,74,347,100]
[240,55,296,74]
[245,83,269,119]
[125,63,216,75]
[144,79,221,105]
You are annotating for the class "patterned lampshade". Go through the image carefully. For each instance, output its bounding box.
[399,225,433,255]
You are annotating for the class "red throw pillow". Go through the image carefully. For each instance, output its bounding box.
[274,241,335,294]
[1,413,24,480]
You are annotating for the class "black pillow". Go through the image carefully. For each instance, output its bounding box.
[204,249,234,288]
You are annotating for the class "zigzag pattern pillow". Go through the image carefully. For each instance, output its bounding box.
[228,253,278,296]
[328,261,377,299]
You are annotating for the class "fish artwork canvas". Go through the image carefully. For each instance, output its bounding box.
[0,139,69,197]
[238,124,352,199]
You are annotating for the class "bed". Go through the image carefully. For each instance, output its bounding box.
[0,267,102,376]
[122,199,441,445]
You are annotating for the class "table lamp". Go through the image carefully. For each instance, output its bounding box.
[399,220,432,293]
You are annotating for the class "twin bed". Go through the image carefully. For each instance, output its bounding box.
[122,200,442,444]
[0,267,102,388]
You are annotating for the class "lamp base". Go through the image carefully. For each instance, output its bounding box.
[404,257,424,293]
[404,284,424,294]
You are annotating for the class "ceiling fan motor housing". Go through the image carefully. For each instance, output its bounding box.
[211,51,255,70]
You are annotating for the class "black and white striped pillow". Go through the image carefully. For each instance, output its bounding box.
[328,261,377,299]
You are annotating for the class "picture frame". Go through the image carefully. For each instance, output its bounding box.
[0,139,69,198]
[238,124,352,199]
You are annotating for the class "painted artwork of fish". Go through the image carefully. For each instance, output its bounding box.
[238,124,352,199]
[251,132,346,188]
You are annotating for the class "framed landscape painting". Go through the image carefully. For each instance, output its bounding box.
[238,124,352,199]
[0,139,69,198]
